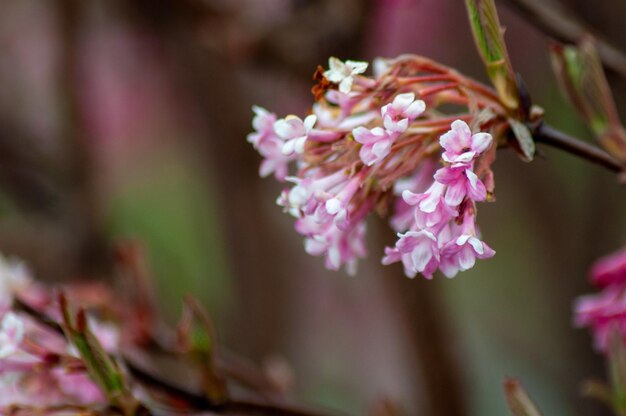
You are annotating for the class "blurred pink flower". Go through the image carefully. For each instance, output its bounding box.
[247,105,277,149]
[575,245,626,352]
[591,246,626,288]
[575,285,626,352]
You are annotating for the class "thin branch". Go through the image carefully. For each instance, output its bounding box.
[533,123,625,173]
[501,0,626,79]
[13,297,343,416]
[125,360,340,416]
[14,297,64,334]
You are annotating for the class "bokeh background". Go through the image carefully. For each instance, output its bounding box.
[0,0,625,415]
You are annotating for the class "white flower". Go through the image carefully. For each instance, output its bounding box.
[323,57,368,94]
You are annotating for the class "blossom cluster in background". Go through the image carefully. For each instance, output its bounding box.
[0,244,305,416]
[248,56,503,278]
[575,247,626,351]
[0,256,114,410]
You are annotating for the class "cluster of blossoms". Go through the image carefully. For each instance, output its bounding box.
[575,246,626,352]
[0,256,117,410]
[0,246,302,415]
[248,56,505,278]
[383,120,495,278]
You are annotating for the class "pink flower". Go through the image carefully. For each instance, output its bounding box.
[402,182,457,230]
[323,174,364,230]
[438,215,495,278]
[381,93,425,133]
[275,114,317,156]
[439,120,492,164]
[382,230,440,279]
[353,126,395,166]
[574,285,626,351]
[324,90,364,120]
[247,106,277,149]
[390,161,438,232]
[257,137,295,182]
[574,245,626,352]
[300,218,367,276]
[434,165,487,206]
[590,246,626,288]
[282,170,348,214]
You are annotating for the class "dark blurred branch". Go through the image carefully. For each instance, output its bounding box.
[533,123,625,174]
[127,360,344,416]
[501,0,626,78]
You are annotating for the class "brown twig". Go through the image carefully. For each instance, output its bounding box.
[533,123,625,173]
[501,0,626,79]
[126,360,343,416]
[13,297,343,416]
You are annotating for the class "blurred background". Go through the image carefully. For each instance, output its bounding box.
[0,0,625,415]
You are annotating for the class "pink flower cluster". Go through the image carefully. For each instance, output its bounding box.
[277,169,369,275]
[248,57,499,278]
[0,255,117,410]
[383,120,495,278]
[575,247,626,352]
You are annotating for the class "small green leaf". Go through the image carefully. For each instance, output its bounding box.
[59,294,142,415]
[503,378,543,416]
[465,0,520,110]
[550,38,626,162]
[177,296,228,404]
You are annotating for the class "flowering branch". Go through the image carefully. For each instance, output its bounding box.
[11,296,343,416]
[533,123,626,174]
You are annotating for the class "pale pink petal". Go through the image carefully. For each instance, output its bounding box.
[405,100,426,119]
[445,181,466,206]
[471,132,493,154]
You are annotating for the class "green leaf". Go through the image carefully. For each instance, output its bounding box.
[177,296,229,404]
[503,378,543,416]
[59,294,142,415]
[550,38,626,162]
[465,0,520,110]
